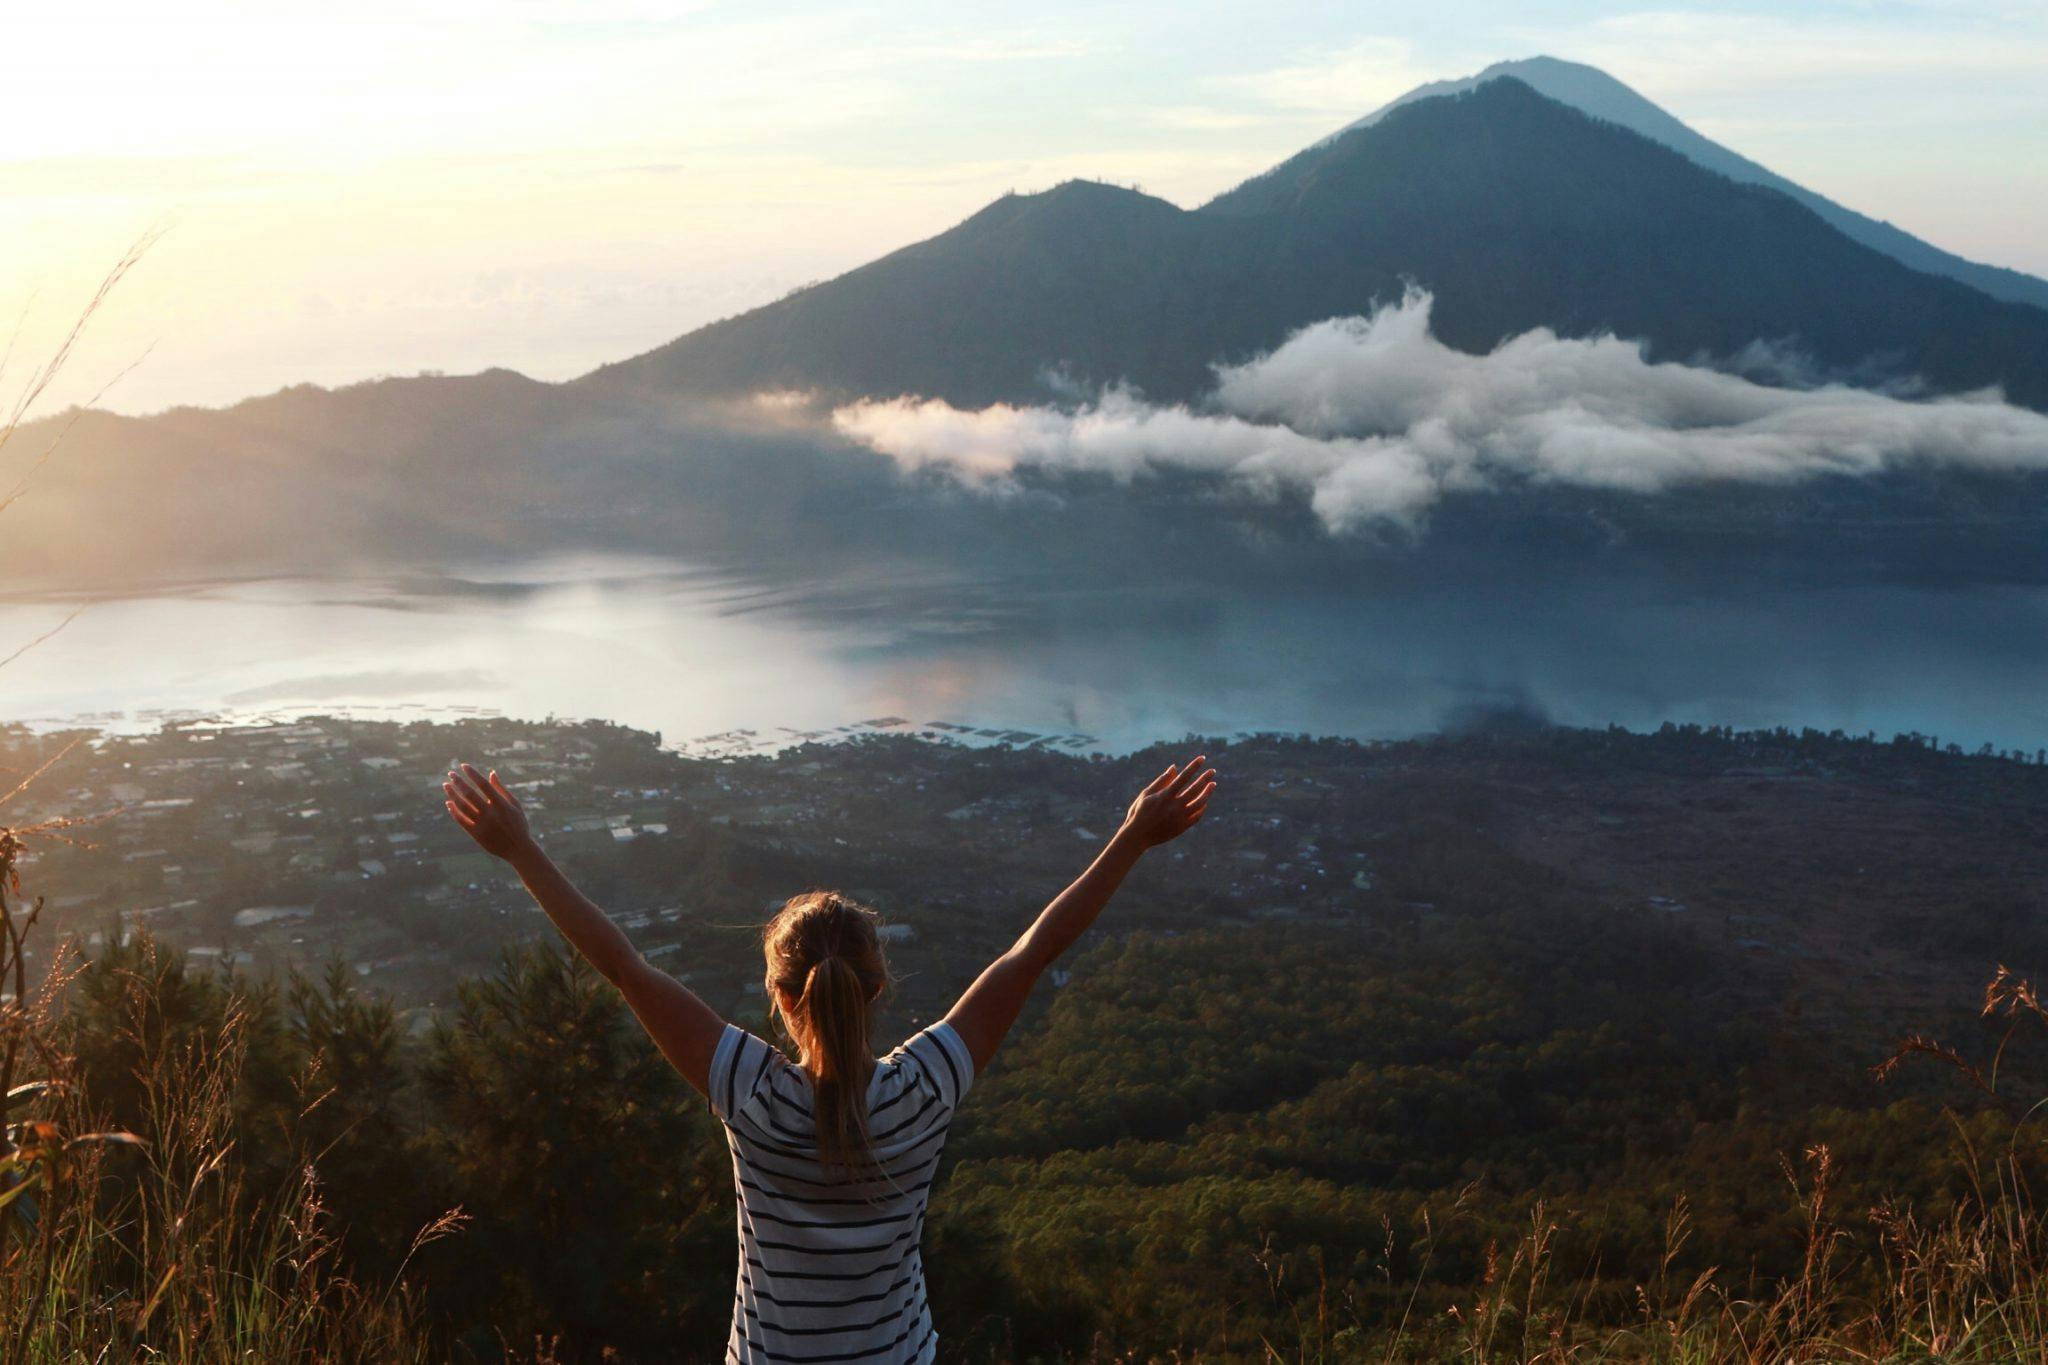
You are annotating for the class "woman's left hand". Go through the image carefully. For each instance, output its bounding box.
[444,763,536,861]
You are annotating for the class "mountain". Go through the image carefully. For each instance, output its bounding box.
[1286,56,2048,313]
[591,180,1249,409]
[591,77,2048,410]
[16,68,2048,592]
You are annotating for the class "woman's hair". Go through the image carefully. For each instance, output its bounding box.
[763,890,893,1174]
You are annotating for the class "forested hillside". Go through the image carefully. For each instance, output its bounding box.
[9,719,2048,1358]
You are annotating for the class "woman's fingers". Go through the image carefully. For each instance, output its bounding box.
[445,800,479,830]
[488,769,522,808]
[446,774,492,823]
[446,767,484,806]
[1143,763,1179,795]
[460,763,496,806]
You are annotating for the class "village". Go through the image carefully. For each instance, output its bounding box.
[6,707,2047,1074]
[2,714,1375,1036]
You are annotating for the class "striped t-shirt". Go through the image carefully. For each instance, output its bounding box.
[707,1019,975,1364]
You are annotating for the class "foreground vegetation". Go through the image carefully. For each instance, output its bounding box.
[5,724,2048,1360]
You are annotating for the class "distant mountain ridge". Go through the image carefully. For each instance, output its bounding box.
[15,62,2048,591]
[1256,55,2048,313]
[591,76,2048,410]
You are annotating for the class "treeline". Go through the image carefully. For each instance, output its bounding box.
[30,934,736,1359]
[9,847,2038,1360]
[931,920,2016,1357]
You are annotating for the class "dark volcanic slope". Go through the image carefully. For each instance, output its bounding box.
[590,78,2048,410]
[1286,56,2048,313]
[590,180,1255,408]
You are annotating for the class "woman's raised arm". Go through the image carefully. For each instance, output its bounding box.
[444,763,726,1097]
[943,754,1217,1073]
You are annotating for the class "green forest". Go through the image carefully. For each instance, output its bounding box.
[6,721,2048,1360]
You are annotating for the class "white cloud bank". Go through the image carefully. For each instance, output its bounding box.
[830,290,2048,534]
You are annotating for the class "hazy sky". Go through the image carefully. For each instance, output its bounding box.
[7,0,2045,416]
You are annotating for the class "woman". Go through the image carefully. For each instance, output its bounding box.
[442,751,1218,1362]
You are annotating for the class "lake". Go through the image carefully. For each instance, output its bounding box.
[3,552,2047,756]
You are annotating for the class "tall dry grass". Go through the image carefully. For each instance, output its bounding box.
[0,824,464,1361]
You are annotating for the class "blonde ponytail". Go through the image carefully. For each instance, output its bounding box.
[799,953,878,1173]
[763,891,893,1177]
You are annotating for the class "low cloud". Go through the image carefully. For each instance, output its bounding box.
[831,290,2048,533]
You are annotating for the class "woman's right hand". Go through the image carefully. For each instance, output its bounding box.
[1116,754,1217,849]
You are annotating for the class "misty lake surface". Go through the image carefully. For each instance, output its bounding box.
[3,552,2047,755]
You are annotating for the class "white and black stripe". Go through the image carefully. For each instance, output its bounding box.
[709,1020,974,1364]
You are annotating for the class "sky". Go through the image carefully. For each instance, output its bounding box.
[6,0,2045,416]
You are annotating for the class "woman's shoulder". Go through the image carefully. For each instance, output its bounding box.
[877,1018,953,1063]
[709,1024,797,1123]
[717,1021,788,1065]
[875,1019,973,1108]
